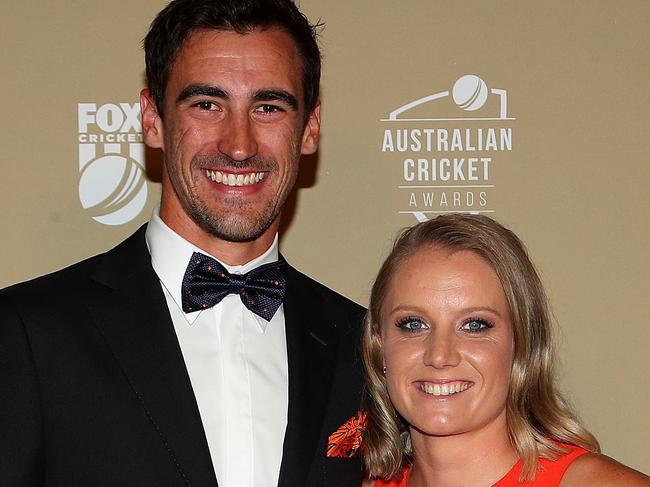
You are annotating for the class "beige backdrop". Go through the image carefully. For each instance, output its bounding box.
[1,0,648,474]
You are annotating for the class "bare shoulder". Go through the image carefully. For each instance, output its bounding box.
[361,479,375,487]
[560,453,650,487]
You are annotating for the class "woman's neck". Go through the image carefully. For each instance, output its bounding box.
[407,413,518,487]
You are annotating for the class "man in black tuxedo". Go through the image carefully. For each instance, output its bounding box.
[0,1,365,486]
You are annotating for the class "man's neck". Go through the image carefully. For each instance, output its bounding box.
[159,207,279,266]
[203,235,277,266]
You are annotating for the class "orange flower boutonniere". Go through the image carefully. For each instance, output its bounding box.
[326,410,368,458]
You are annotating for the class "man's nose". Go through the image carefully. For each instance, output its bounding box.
[217,113,258,162]
[423,330,461,369]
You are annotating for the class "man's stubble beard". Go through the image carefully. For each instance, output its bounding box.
[171,153,298,243]
[185,191,280,243]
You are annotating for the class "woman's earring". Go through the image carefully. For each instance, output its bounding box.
[382,366,387,375]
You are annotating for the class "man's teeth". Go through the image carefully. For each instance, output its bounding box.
[420,382,470,396]
[206,170,265,186]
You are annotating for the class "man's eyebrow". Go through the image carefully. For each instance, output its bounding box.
[252,89,299,110]
[176,84,229,104]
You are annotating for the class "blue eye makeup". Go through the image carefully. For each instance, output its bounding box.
[395,316,428,331]
[460,317,494,333]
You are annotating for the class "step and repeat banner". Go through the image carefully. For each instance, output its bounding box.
[1,0,648,473]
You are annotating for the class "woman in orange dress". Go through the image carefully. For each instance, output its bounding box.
[361,215,649,487]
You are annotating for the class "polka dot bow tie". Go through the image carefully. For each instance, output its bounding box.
[181,252,286,321]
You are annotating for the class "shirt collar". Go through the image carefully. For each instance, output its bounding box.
[145,206,280,324]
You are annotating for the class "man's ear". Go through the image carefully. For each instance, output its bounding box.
[300,100,321,155]
[140,89,164,149]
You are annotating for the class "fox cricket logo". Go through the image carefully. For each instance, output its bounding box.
[77,102,148,226]
[380,74,515,222]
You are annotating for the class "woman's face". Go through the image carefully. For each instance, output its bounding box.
[379,246,514,439]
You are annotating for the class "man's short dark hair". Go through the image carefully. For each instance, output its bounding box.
[144,0,321,121]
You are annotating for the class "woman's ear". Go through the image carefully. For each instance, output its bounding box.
[374,328,383,347]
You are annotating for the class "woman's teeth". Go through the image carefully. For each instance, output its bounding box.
[206,170,265,186]
[420,382,470,396]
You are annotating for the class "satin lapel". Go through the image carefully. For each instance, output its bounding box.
[88,227,218,487]
[277,265,340,487]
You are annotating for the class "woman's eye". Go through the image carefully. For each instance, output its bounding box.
[395,317,428,331]
[461,318,493,333]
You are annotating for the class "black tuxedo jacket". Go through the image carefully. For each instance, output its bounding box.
[0,225,365,487]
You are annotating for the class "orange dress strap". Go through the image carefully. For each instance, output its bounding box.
[493,442,590,486]
[373,443,589,486]
[373,467,409,487]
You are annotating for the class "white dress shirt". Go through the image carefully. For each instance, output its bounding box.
[145,209,288,487]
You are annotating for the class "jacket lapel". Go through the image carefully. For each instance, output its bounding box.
[88,226,218,487]
[277,265,340,487]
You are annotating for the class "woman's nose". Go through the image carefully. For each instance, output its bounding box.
[423,331,461,369]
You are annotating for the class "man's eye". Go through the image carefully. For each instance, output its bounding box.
[255,104,282,114]
[395,317,428,331]
[460,318,494,333]
[194,101,218,111]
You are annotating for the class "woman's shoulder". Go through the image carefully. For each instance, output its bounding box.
[560,453,650,486]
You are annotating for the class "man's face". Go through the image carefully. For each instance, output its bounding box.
[142,28,320,244]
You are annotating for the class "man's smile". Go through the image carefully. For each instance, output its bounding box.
[205,169,267,187]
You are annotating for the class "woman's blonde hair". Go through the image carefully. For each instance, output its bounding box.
[362,214,599,481]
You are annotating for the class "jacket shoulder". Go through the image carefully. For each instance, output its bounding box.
[286,264,365,319]
[2,254,101,303]
[0,225,148,307]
